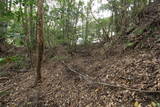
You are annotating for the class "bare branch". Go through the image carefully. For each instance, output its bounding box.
[61,61,160,93]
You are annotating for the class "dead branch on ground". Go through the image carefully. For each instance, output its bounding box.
[61,61,160,93]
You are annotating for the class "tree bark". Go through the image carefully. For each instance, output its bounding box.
[0,0,8,53]
[35,0,44,84]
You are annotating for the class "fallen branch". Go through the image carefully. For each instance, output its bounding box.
[0,77,9,81]
[61,61,160,93]
[61,61,94,82]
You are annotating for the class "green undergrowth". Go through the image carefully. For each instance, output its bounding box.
[0,55,26,69]
[0,56,22,64]
[0,90,10,98]
[124,41,136,49]
[51,56,69,61]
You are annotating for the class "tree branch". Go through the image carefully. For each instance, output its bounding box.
[61,61,160,93]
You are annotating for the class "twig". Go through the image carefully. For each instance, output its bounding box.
[61,61,160,93]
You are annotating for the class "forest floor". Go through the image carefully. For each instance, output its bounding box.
[0,40,160,107]
[1,0,160,107]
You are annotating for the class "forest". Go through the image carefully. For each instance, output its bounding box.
[0,0,160,106]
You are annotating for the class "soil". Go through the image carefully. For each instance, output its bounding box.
[0,41,160,107]
[1,1,160,106]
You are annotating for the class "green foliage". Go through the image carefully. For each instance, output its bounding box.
[52,56,68,61]
[14,56,26,69]
[133,29,144,35]
[0,58,7,64]
[0,1,14,21]
[6,33,24,47]
[126,42,135,47]
[44,0,86,47]
[0,55,26,71]
[0,56,24,65]
[0,0,156,49]
[125,41,136,49]
[0,90,10,98]
[0,11,14,22]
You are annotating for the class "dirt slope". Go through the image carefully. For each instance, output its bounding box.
[0,43,160,107]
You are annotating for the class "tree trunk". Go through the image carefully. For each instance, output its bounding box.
[84,3,89,45]
[0,0,8,53]
[35,0,44,84]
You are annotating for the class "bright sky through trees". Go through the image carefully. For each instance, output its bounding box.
[47,0,111,18]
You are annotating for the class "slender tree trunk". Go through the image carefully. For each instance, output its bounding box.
[35,0,44,84]
[28,3,34,67]
[0,0,8,52]
[21,2,34,68]
[9,0,12,11]
[84,3,89,45]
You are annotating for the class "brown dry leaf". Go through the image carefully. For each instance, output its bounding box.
[95,88,100,92]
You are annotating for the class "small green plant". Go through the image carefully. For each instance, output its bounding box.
[14,56,26,69]
[0,55,25,69]
[0,90,10,98]
[133,29,144,35]
[0,58,6,64]
[125,42,136,49]
[0,56,24,64]
[52,56,68,61]
[127,42,135,47]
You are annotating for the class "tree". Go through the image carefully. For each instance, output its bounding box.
[0,0,9,52]
[35,0,44,84]
[44,0,84,47]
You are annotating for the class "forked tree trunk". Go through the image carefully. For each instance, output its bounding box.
[35,0,44,84]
